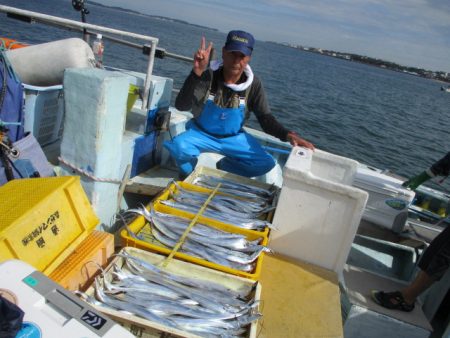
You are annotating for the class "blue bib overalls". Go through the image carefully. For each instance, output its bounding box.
[164,94,275,177]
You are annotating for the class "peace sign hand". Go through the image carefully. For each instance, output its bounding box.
[193,37,213,77]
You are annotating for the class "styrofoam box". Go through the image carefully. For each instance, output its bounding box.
[23,83,64,146]
[85,247,261,338]
[353,164,415,232]
[347,234,418,282]
[0,259,133,338]
[271,147,368,275]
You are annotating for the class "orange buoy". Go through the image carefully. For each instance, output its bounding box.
[0,38,28,50]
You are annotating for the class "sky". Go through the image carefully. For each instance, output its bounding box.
[93,0,450,73]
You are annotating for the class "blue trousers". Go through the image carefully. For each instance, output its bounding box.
[163,121,275,177]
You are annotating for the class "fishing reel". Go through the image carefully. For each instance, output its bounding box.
[72,0,89,15]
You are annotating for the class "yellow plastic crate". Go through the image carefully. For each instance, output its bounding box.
[156,181,271,236]
[121,202,268,280]
[49,230,114,291]
[0,176,99,274]
[85,247,261,338]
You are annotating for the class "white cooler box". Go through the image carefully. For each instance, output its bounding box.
[271,147,368,275]
[353,165,415,232]
[0,259,133,338]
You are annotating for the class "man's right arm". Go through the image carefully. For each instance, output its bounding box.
[175,70,211,112]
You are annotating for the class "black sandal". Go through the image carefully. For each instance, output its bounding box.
[371,290,415,312]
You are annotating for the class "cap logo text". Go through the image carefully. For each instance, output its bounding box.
[232,35,248,43]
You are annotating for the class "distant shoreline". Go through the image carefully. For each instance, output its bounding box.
[269,41,450,84]
[89,1,218,32]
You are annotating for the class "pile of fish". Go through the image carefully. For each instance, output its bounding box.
[85,251,261,337]
[160,178,276,231]
[126,207,271,272]
[192,175,276,201]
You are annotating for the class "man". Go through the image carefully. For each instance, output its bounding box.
[164,30,314,178]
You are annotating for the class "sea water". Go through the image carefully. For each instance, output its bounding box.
[1,0,449,191]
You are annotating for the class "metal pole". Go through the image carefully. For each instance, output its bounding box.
[87,32,193,63]
[142,41,157,110]
[164,51,193,63]
[81,9,89,43]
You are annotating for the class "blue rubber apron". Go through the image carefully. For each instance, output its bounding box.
[164,94,275,177]
[195,94,244,136]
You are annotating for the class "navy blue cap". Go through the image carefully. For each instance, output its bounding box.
[224,30,255,56]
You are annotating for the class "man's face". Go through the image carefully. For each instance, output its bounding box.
[222,48,251,78]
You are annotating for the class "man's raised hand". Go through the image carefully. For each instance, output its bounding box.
[193,37,213,76]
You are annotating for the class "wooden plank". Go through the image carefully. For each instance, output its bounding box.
[125,166,179,196]
[125,182,164,196]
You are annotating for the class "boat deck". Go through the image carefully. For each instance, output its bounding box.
[343,264,433,337]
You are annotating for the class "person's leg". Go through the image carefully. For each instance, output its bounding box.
[217,132,275,177]
[371,270,434,311]
[401,270,435,305]
[372,225,450,311]
[163,123,222,177]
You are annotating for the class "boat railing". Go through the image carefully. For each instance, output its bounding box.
[0,5,193,110]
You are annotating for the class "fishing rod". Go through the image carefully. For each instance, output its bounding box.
[71,0,90,43]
